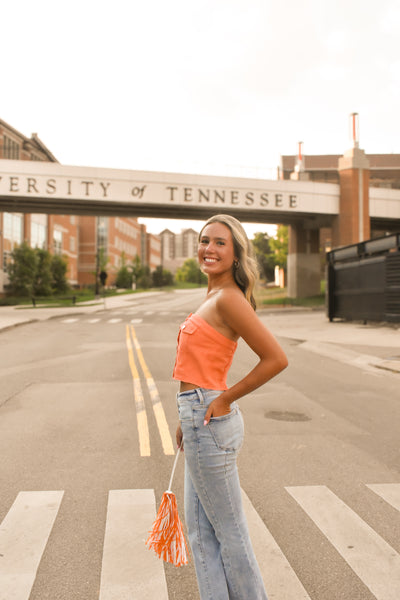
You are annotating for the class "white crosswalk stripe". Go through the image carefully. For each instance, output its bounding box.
[242,489,311,599]
[0,491,64,600]
[367,483,400,512]
[107,318,122,324]
[61,318,79,323]
[99,490,168,600]
[286,484,400,600]
[1,484,399,598]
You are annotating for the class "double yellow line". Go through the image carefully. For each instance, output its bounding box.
[125,325,174,457]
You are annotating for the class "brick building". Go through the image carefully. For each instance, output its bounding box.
[280,152,400,252]
[0,118,160,294]
[0,118,79,292]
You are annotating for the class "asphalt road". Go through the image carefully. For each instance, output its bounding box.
[0,288,399,600]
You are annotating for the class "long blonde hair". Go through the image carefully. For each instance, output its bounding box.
[199,214,259,310]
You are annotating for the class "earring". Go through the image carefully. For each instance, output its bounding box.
[234,260,239,269]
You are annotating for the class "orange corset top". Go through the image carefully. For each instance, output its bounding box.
[172,313,237,390]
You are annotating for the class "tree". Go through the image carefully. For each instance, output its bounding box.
[270,225,289,272]
[136,265,152,289]
[34,248,53,296]
[7,243,38,297]
[116,253,133,288]
[175,259,207,284]
[130,255,144,286]
[51,254,70,294]
[251,232,275,282]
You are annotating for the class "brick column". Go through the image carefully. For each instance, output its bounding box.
[332,146,370,247]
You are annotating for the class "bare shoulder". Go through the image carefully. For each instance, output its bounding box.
[216,288,258,332]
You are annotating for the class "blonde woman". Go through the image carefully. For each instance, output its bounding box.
[174,214,288,599]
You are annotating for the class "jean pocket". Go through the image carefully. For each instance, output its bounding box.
[208,407,244,452]
[178,402,193,422]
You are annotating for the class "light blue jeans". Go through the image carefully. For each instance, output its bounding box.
[177,388,268,600]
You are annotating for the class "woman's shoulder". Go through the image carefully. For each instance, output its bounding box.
[216,286,254,320]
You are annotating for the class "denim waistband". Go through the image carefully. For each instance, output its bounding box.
[176,387,223,404]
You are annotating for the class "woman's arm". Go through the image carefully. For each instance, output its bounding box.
[204,291,288,424]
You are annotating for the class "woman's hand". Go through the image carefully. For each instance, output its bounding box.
[176,423,184,451]
[203,395,231,426]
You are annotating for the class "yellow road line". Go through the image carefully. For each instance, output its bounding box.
[131,325,175,455]
[125,325,150,457]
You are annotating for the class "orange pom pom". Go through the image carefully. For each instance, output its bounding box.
[146,491,189,567]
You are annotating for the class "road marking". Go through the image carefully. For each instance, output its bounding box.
[130,326,174,455]
[286,485,400,600]
[61,318,79,323]
[242,489,311,599]
[107,318,122,324]
[130,318,143,324]
[367,483,400,512]
[0,491,64,600]
[87,318,100,323]
[125,325,150,457]
[99,489,168,600]
[144,311,154,315]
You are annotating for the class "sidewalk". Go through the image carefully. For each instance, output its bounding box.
[0,296,399,373]
[260,307,400,375]
[0,292,162,332]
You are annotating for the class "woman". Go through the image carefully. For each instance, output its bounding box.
[174,214,288,600]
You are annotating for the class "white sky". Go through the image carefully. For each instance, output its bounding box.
[2,0,400,237]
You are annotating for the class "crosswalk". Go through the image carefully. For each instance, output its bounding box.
[1,484,399,600]
[59,310,183,326]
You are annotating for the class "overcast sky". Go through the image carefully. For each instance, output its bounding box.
[3,0,399,236]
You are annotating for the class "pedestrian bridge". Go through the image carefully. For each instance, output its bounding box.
[1,159,399,226]
[1,158,399,297]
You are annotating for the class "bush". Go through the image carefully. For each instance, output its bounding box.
[51,255,70,294]
[34,248,53,296]
[137,265,152,289]
[7,243,38,296]
[175,259,207,284]
[116,265,133,288]
[152,265,174,287]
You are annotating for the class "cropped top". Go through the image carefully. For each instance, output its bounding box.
[172,312,237,390]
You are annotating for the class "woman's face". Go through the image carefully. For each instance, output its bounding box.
[198,222,237,276]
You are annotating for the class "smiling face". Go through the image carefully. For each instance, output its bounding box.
[198,222,237,277]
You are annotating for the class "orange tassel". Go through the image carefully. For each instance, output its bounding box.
[146,445,189,566]
[146,490,188,566]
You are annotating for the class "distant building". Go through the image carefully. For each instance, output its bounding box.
[280,153,400,189]
[0,118,79,291]
[280,152,400,252]
[160,227,199,272]
[0,118,160,293]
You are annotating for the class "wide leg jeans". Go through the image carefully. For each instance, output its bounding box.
[177,388,268,600]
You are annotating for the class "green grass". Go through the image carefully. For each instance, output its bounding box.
[255,284,326,309]
[0,282,208,308]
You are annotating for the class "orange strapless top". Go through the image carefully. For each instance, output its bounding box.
[172,313,237,390]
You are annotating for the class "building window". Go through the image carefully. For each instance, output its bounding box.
[53,230,63,254]
[3,136,20,159]
[70,236,75,252]
[97,217,108,249]
[31,214,47,249]
[3,250,12,271]
[3,213,23,244]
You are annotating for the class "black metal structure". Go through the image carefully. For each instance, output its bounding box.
[327,233,400,322]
